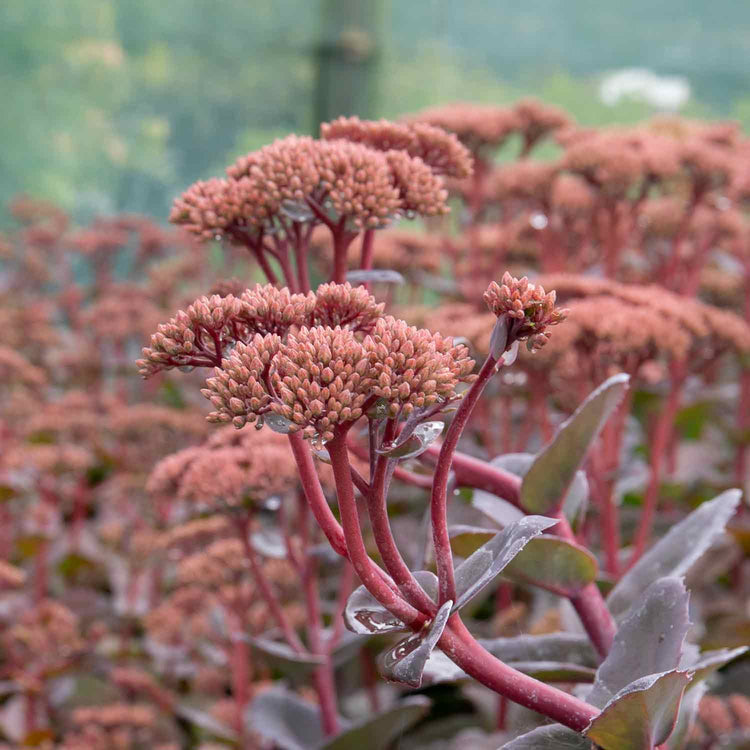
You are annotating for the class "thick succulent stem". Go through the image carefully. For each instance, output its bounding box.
[421,441,616,655]
[431,355,499,606]
[328,433,600,732]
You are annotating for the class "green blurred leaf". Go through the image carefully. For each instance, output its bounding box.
[674,401,712,440]
[15,534,46,559]
[502,536,598,596]
[0,485,19,503]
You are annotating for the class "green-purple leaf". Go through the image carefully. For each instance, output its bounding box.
[472,452,588,524]
[247,636,324,678]
[588,577,690,709]
[585,671,691,750]
[501,724,592,749]
[343,571,437,635]
[607,489,742,618]
[245,688,327,750]
[320,697,430,750]
[453,516,556,611]
[520,374,629,514]
[502,536,598,596]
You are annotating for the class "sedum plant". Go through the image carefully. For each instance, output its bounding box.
[134,120,747,749]
[2,105,750,750]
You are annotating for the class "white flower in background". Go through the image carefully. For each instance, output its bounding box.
[599,68,691,111]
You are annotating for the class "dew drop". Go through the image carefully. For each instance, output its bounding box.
[530,212,548,230]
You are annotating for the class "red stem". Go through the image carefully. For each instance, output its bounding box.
[238,518,307,653]
[628,370,686,567]
[366,424,436,614]
[331,223,354,283]
[552,512,616,656]
[287,432,348,558]
[327,433,426,629]
[227,610,252,741]
[302,552,339,734]
[421,442,616,656]
[327,433,599,731]
[432,355,499,606]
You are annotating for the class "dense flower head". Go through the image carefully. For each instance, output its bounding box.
[270,326,374,443]
[3,600,84,674]
[365,316,476,416]
[138,284,312,377]
[514,98,572,146]
[160,515,233,554]
[81,284,163,342]
[169,177,260,239]
[489,161,559,203]
[203,333,282,428]
[202,307,476,440]
[321,116,415,153]
[549,173,596,216]
[312,281,385,331]
[535,274,750,362]
[679,137,735,189]
[321,116,473,178]
[176,538,248,587]
[71,704,156,731]
[562,133,645,196]
[313,139,401,229]
[0,346,47,391]
[239,283,315,335]
[385,150,450,217]
[137,293,246,376]
[178,443,297,508]
[0,560,26,590]
[407,102,521,153]
[484,273,567,350]
[67,227,130,256]
[543,295,694,374]
[407,122,474,178]
[146,446,203,498]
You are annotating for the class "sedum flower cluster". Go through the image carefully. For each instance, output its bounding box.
[142,282,476,445]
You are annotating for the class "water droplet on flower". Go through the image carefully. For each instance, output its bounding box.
[262,495,282,512]
[280,199,314,223]
[530,212,548,230]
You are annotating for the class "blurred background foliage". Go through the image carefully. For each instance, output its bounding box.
[3,0,750,224]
